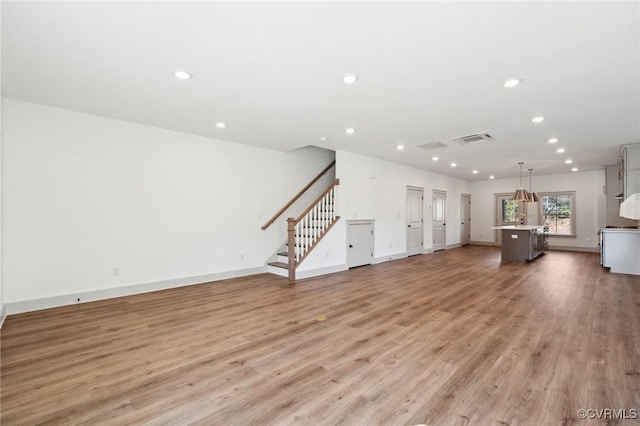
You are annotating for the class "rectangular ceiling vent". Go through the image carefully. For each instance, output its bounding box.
[452,132,493,145]
[417,142,448,151]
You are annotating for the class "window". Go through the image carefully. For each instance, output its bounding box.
[501,199,520,223]
[540,192,575,236]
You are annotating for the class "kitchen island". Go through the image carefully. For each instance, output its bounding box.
[490,225,548,263]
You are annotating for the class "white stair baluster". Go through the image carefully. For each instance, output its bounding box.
[300,216,307,256]
[329,189,333,222]
[314,204,318,241]
[296,222,301,261]
[304,214,309,254]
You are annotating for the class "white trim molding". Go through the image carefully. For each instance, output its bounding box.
[296,264,348,280]
[5,266,267,315]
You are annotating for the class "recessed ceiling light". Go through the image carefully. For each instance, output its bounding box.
[432,156,439,161]
[345,127,355,135]
[571,167,578,172]
[556,148,566,153]
[565,159,573,164]
[489,175,495,179]
[174,70,192,80]
[531,116,545,123]
[548,138,558,144]
[504,79,520,88]
[342,74,358,84]
[450,162,457,167]
[215,122,226,129]
[472,170,478,174]
[397,144,405,151]
[319,136,327,142]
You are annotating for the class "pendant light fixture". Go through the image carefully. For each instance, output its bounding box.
[527,168,539,202]
[512,162,530,201]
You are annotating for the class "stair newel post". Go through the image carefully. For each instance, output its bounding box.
[287,218,296,282]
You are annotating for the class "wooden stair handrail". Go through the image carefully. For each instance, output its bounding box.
[293,179,340,224]
[261,160,336,230]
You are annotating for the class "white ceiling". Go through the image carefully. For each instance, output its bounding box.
[3,1,639,180]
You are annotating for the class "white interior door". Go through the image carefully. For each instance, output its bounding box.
[348,222,374,268]
[461,194,471,246]
[406,187,424,256]
[433,190,446,251]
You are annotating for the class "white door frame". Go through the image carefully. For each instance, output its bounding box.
[461,193,471,246]
[406,186,424,256]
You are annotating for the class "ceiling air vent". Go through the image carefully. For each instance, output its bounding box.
[417,142,448,151]
[452,132,493,145]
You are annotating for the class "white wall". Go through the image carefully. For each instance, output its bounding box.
[0,1,5,325]
[3,99,334,311]
[301,151,470,270]
[469,169,606,249]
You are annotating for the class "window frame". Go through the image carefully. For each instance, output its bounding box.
[538,191,576,237]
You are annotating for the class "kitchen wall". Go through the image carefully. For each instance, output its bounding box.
[2,99,335,312]
[469,170,606,250]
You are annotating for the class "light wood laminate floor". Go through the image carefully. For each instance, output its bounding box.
[2,246,639,425]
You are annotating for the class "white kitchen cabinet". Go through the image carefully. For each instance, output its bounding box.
[601,228,640,275]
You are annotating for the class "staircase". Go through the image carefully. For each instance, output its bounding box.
[266,178,340,282]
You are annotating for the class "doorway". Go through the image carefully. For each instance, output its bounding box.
[494,193,525,245]
[406,187,424,256]
[461,194,471,246]
[347,221,374,268]
[432,190,446,251]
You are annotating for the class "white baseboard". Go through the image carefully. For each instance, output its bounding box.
[5,266,267,315]
[373,251,408,264]
[446,243,462,250]
[296,264,348,280]
[0,305,6,329]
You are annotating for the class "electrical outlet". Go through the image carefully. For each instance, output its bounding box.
[112,267,120,276]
